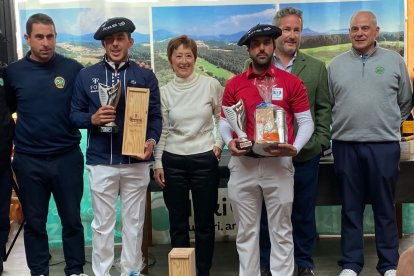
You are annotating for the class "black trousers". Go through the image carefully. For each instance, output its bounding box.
[12,147,85,276]
[162,150,219,275]
[0,166,12,265]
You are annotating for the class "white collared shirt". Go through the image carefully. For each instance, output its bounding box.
[273,51,297,73]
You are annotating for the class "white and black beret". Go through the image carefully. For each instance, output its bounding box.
[237,24,282,46]
[94,17,136,40]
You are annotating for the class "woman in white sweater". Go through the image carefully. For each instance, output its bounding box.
[153,35,224,276]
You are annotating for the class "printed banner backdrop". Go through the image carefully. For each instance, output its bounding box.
[15,0,410,247]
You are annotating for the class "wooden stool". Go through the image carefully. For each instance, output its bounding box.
[10,194,24,225]
[168,248,196,276]
[397,244,414,276]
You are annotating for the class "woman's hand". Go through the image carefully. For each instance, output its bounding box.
[154,168,165,188]
[213,146,222,160]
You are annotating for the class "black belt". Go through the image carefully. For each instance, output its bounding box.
[245,151,266,159]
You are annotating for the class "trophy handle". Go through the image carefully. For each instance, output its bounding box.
[222,101,247,139]
[110,81,122,108]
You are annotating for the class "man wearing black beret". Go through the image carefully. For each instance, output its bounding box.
[237,24,282,46]
[93,17,136,41]
[219,23,314,276]
[70,17,162,276]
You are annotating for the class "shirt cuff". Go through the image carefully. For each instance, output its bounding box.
[147,138,157,147]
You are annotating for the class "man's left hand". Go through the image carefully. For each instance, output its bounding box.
[130,139,155,160]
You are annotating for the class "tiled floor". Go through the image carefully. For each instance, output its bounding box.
[3,221,414,276]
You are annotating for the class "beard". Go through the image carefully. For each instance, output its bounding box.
[250,53,273,71]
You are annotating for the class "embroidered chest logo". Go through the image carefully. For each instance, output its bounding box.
[0,78,3,87]
[375,66,385,75]
[54,76,65,89]
[90,78,100,93]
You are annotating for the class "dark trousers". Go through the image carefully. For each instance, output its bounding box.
[0,166,13,266]
[162,150,219,276]
[259,154,320,270]
[12,148,85,276]
[332,140,400,274]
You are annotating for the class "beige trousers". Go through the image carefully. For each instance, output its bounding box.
[227,156,294,276]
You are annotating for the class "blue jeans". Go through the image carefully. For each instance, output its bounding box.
[260,154,320,270]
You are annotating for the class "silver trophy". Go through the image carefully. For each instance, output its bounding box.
[222,99,253,150]
[98,81,121,133]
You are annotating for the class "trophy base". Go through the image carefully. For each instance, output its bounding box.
[99,125,119,133]
[253,141,280,157]
[236,140,253,151]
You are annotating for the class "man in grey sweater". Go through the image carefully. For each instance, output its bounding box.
[328,10,412,276]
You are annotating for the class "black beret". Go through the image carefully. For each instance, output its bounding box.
[237,24,282,46]
[94,17,136,40]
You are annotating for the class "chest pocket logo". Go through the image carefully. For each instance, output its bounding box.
[375,66,385,75]
[54,76,65,89]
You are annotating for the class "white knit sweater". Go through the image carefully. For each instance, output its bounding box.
[154,72,224,169]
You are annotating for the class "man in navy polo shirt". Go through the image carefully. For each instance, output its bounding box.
[4,13,86,276]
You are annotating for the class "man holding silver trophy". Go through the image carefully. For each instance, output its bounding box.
[259,7,332,276]
[70,17,161,276]
[219,24,314,276]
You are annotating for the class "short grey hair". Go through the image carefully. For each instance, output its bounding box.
[272,7,303,31]
[350,10,377,27]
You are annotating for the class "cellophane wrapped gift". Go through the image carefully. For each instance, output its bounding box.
[253,76,287,156]
[255,103,286,143]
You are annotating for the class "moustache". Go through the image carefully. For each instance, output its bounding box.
[256,53,270,58]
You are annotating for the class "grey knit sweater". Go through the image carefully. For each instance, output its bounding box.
[328,44,413,142]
